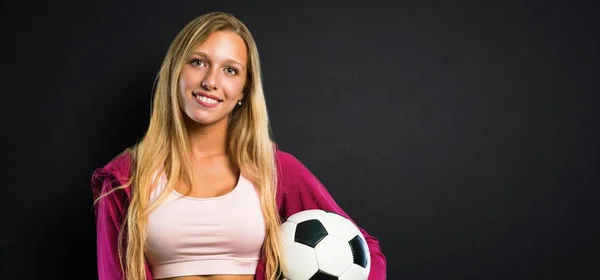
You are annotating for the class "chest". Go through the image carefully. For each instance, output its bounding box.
[146,176,266,262]
[174,159,239,198]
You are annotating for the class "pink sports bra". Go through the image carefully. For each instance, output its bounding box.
[145,173,265,279]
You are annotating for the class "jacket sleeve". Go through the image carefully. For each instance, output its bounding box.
[277,151,387,280]
[91,168,128,280]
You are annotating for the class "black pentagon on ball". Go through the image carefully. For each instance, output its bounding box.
[309,270,338,280]
[294,219,329,248]
[349,235,369,268]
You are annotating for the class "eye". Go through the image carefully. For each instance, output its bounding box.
[224,67,238,75]
[190,59,206,67]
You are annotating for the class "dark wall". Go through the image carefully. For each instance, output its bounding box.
[2,0,598,279]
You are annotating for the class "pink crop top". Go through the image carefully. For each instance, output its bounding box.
[145,173,266,279]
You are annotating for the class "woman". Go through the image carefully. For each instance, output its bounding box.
[92,11,386,280]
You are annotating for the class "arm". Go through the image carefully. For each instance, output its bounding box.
[91,168,127,280]
[276,151,387,280]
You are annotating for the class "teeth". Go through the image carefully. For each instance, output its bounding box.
[195,94,218,104]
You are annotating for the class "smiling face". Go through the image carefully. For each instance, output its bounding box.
[177,30,248,127]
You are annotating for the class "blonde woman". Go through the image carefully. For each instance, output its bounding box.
[91,12,386,280]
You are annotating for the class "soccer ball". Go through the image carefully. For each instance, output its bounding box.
[280,209,370,280]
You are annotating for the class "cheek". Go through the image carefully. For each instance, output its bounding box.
[178,70,194,94]
[223,79,245,99]
[177,71,196,108]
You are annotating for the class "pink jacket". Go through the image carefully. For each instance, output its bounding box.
[91,148,387,279]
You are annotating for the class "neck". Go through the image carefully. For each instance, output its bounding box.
[184,115,229,159]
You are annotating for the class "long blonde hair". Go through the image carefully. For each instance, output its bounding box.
[103,12,284,280]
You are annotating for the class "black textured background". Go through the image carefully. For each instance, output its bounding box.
[1,0,598,279]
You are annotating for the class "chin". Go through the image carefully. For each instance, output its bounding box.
[186,111,227,126]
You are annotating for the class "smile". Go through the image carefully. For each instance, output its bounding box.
[192,92,223,108]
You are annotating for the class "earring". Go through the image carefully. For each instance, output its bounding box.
[237,100,242,106]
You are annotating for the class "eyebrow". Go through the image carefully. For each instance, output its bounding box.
[192,52,245,70]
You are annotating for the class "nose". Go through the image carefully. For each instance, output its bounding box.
[201,68,218,91]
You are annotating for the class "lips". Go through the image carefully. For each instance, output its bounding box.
[192,91,222,108]
[192,91,223,102]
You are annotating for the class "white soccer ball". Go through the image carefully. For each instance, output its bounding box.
[280,209,371,280]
